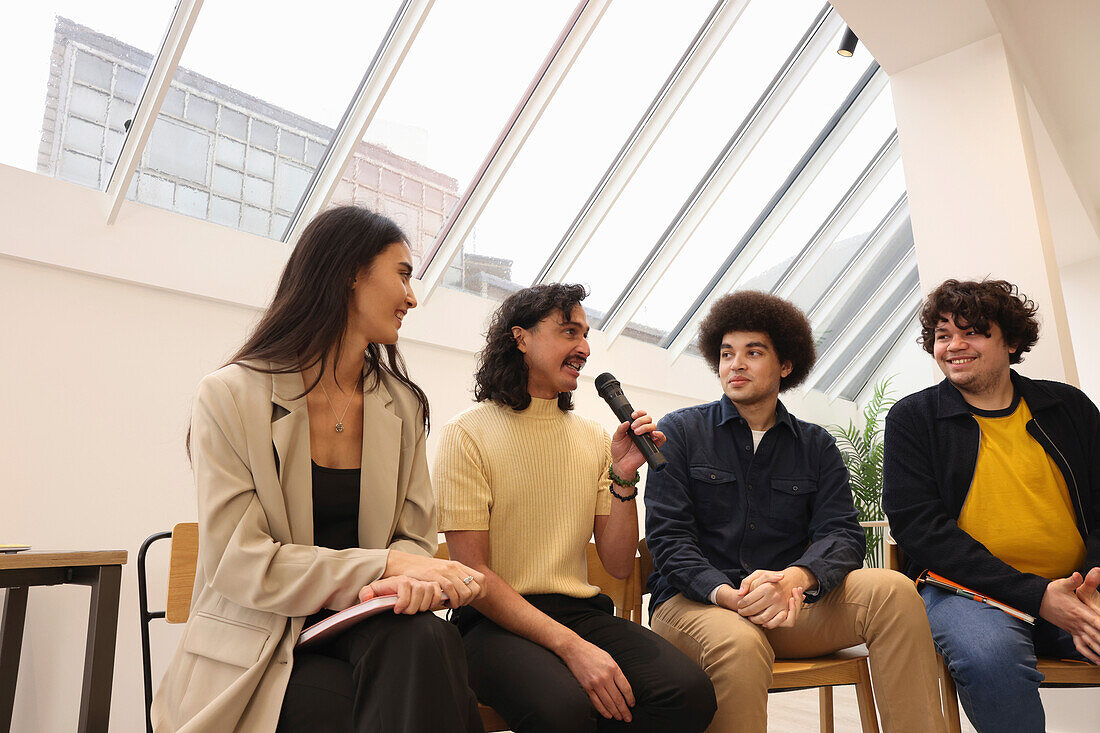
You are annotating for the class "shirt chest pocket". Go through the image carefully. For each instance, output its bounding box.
[768,478,817,528]
[689,465,737,525]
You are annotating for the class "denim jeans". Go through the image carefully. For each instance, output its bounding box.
[920,584,1085,733]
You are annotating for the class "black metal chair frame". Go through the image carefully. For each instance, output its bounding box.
[136,531,172,733]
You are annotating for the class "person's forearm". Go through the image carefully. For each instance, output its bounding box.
[595,500,639,578]
[470,567,581,657]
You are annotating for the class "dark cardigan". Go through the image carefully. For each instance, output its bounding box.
[883,371,1099,617]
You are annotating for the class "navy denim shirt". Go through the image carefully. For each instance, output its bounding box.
[645,395,864,614]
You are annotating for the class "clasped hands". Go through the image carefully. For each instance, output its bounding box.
[1039,566,1100,664]
[356,550,487,615]
[716,566,817,629]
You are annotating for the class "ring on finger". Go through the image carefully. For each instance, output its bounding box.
[462,575,475,585]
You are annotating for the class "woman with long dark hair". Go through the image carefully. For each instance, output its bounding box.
[153,206,485,733]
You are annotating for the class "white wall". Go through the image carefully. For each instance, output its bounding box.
[0,163,858,731]
[1060,254,1100,402]
[0,257,257,733]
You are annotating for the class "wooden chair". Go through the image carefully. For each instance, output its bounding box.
[884,538,1100,733]
[638,540,880,733]
[435,541,637,732]
[136,522,199,733]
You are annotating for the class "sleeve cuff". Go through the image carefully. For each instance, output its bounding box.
[688,568,734,604]
[437,511,490,532]
[791,560,828,601]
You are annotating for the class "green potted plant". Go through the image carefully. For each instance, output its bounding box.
[828,376,895,568]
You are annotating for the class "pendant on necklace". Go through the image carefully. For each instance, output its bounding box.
[335,423,344,433]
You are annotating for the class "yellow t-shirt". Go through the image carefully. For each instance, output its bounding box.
[432,398,614,597]
[957,397,1085,579]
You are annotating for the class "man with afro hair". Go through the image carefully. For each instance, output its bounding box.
[884,279,1100,732]
[644,291,945,733]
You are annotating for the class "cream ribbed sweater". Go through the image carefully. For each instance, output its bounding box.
[433,397,613,597]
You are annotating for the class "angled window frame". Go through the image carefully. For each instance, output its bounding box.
[770,130,900,299]
[803,250,919,393]
[281,0,436,245]
[833,306,918,402]
[414,0,613,303]
[662,63,888,360]
[805,195,911,326]
[533,0,748,285]
[596,4,844,342]
[105,0,205,223]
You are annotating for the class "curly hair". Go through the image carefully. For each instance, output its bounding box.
[918,279,1039,364]
[473,283,589,411]
[697,291,816,392]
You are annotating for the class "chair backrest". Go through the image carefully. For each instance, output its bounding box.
[166,522,199,623]
[436,541,639,620]
[638,538,654,594]
[137,522,199,733]
[885,538,902,573]
[584,543,634,619]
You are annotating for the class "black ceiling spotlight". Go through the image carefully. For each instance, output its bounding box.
[837,26,858,57]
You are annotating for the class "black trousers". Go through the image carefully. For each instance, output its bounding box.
[453,594,716,733]
[277,611,483,733]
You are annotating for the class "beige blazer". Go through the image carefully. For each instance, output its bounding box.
[151,363,437,733]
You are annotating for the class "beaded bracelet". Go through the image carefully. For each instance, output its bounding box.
[608,464,640,501]
[608,484,639,502]
[608,464,640,487]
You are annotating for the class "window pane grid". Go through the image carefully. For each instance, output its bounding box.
[124,0,405,238]
[562,0,829,318]
[629,31,876,340]
[815,268,920,392]
[14,10,174,192]
[446,0,718,301]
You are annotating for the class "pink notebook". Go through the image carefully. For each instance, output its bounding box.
[296,595,399,649]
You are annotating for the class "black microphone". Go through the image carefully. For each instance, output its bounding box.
[594,372,667,473]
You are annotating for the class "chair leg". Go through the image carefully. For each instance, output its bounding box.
[938,656,962,733]
[818,686,834,733]
[854,659,880,733]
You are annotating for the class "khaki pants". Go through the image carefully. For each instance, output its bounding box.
[651,568,945,733]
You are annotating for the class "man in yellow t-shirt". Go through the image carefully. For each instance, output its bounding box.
[884,278,1100,733]
[433,283,716,733]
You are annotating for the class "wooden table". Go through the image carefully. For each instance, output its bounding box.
[0,550,127,733]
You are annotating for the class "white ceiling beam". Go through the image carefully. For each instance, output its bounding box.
[825,298,919,403]
[663,69,889,361]
[104,0,204,224]
[597,7,845,343]
[802,250,917,393]
[806,194,909,328]
[284,0,435,245]
[534,0,750,285]
[416,0,613,303]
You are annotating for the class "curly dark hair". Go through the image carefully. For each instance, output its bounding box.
[918,279,1039,364]
[697,291,816,392]
[473,283,589,411]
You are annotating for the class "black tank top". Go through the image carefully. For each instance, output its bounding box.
[310,460,360,551]
[304,461,361,629]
